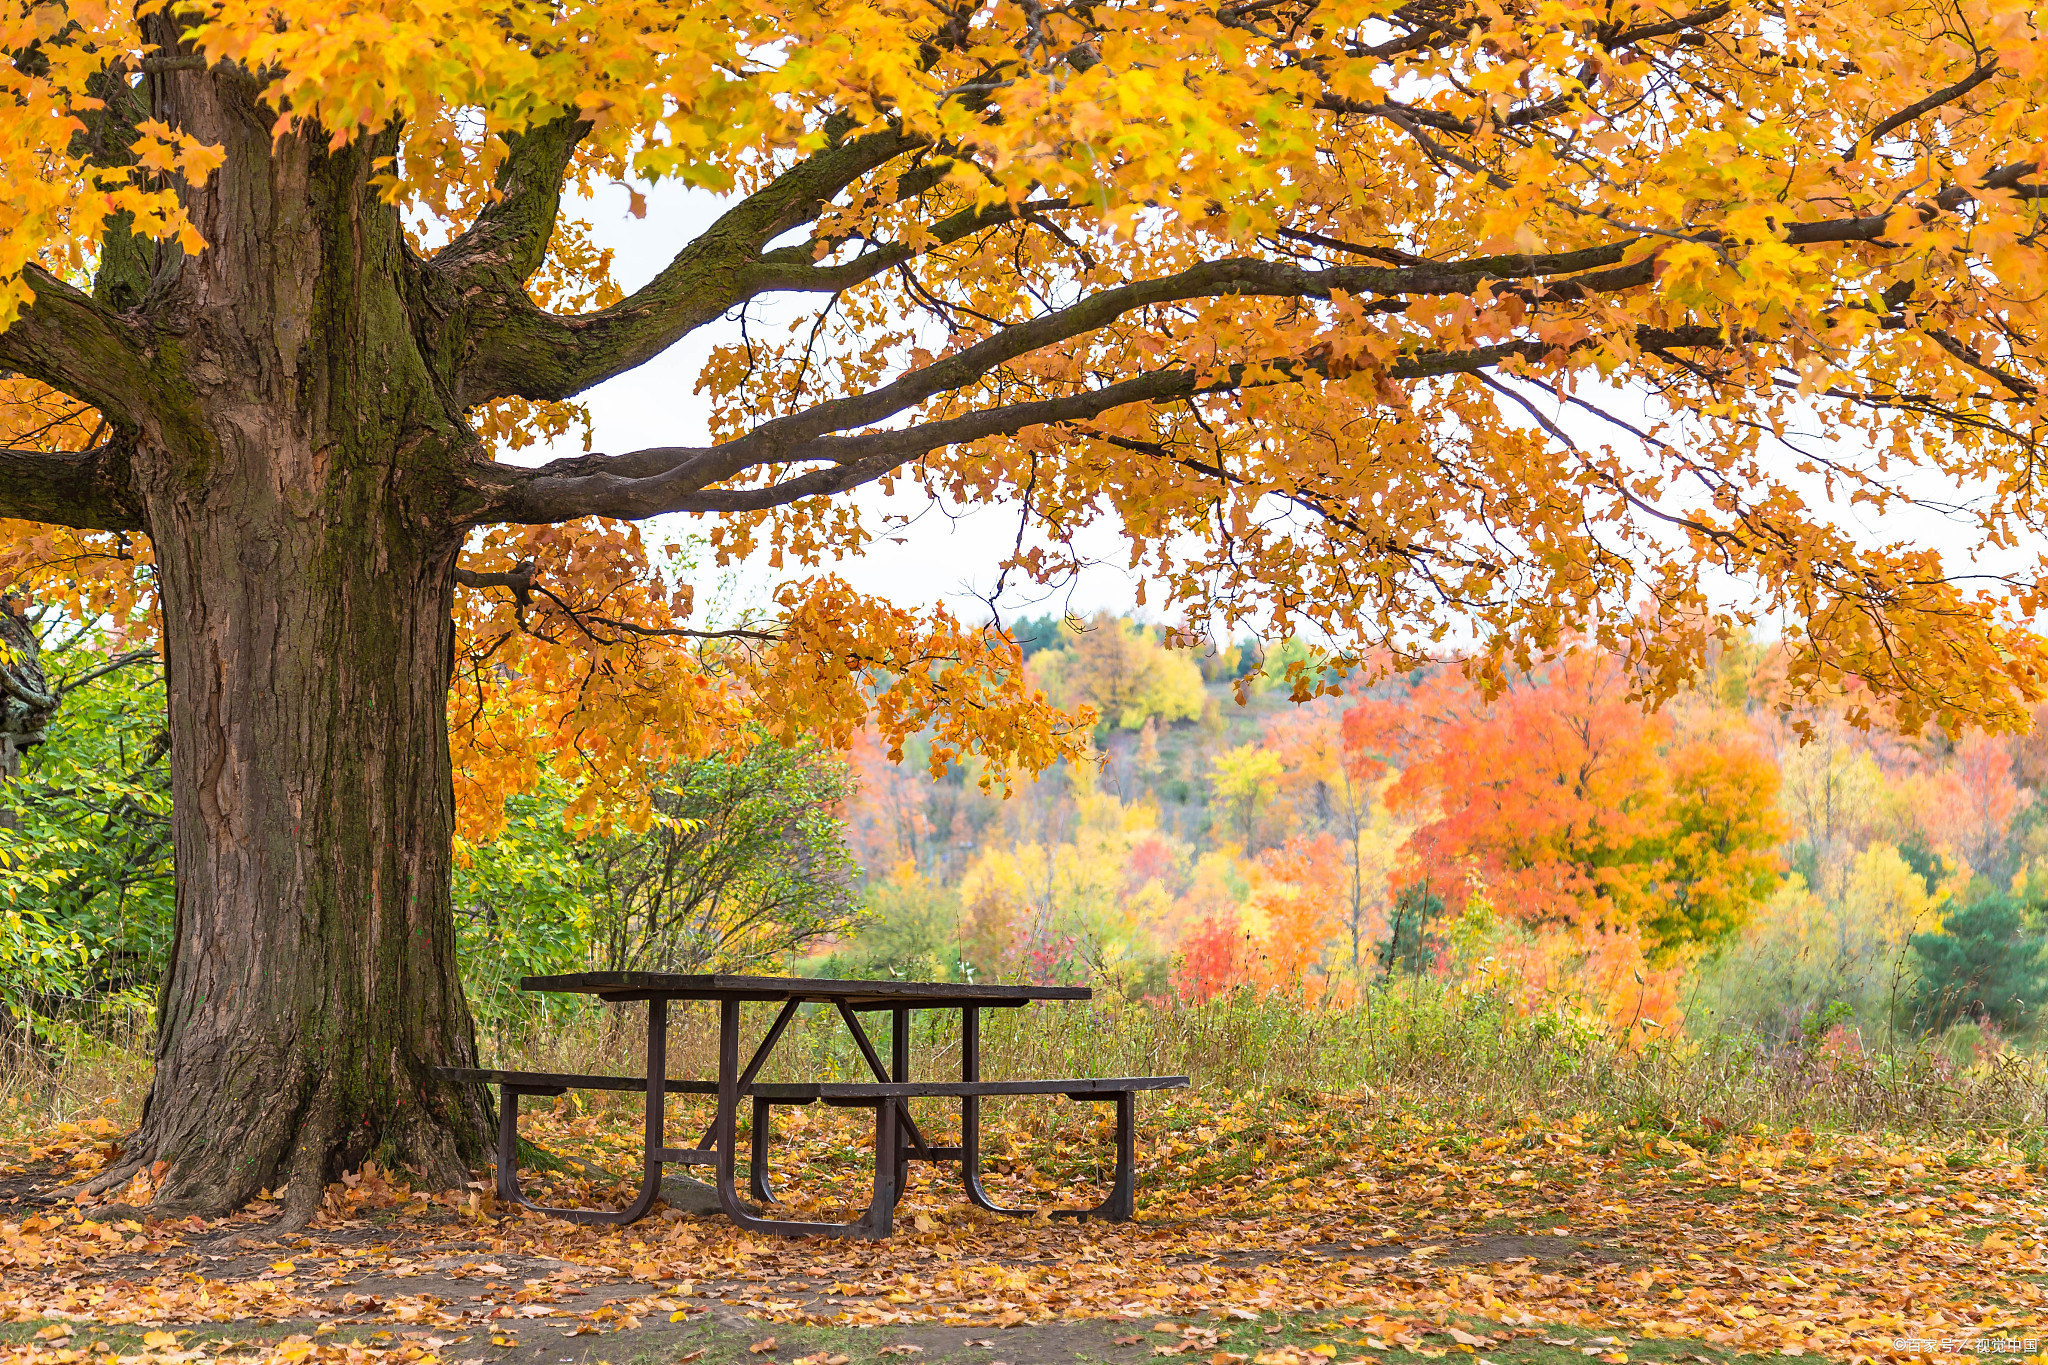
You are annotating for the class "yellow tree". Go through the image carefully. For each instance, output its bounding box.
[1212,744,1286,856]
[1031,613,1207,729]
[3,0,2048,1219]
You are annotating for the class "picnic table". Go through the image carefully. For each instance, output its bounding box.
[437,973,1188,1239]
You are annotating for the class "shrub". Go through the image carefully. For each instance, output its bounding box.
[1908,893,2048,1032]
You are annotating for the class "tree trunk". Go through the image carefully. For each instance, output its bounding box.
[0,601,53,818]
[109,494,489,1220]
[83,68,493,1222]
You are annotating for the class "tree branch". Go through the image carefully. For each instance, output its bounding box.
[432,114,593,288]
[76,67,155,313]
[1853,56,2004,156]
[0,440,144,531]
[455,558,775,642]
[478,325,1725,523]
[0,267,157,426]
[55,648,158,698]
[452,122,928,406]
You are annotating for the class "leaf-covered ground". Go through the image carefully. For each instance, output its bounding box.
[2,1092,2042,1365]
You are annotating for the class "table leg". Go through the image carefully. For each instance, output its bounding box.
[750,1096,776,1204]
[890,1005,910,1204]
[692,998,802,1154]
[958,1004,1024,1215]
[490,998,665,1225]
[713,997,894,1238]
[956,1006,1135,1223]
[1103,1089,1136,1222]
[638,996,668,1211]
[694,998,802,1205]
[495,1085,524,1206]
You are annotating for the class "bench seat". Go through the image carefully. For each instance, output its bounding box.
[434,1061,1186,1235]
[435,1067,1187,1102]
[437,1066,716,1095]
[750,1076,1188,1103]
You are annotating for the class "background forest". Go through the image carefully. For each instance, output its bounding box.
[6,607,2044,1082]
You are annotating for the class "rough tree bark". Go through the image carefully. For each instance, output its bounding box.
[0,600,51,807]
[52,56,495,1221]
[0,600,47,1065]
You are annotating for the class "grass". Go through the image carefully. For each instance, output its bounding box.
[476,979,2048,1143]
[5,976,2047,1151]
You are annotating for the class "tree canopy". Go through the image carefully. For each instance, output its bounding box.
[6,0,2048,756]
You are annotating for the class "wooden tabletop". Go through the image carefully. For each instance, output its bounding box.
[519,972,1091,1010]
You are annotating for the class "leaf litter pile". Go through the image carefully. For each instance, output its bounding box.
[3,1092,2045,1365]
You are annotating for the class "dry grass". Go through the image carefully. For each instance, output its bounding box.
[6,981,2044,1155]
[480,981,2048,1143]
[0,1010,152,1145]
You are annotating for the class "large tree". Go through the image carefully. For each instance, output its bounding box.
[2,0,2047,1219]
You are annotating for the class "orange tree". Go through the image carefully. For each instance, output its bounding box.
[3,0,2048,1219]
[1347,655,1787,954]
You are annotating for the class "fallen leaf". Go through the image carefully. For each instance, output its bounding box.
[750,1339,778,1355]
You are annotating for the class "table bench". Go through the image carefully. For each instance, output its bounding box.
[436,973,1187,1239]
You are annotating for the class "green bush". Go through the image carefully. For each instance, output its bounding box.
[0,639,171,1033]
[1908,892,2048,1033]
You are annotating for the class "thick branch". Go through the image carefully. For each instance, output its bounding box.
[479,325,1725,523]
[77,68,155,312]
[0,440,145,531]
[451,123,927,406]
[0,267,156,425]
[433,114,593,288]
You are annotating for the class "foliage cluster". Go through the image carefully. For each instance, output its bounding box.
[0,637,860,1044]
[12,616,2048,1072]
[0,629,168,1041]
[830,621,2048,1061]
